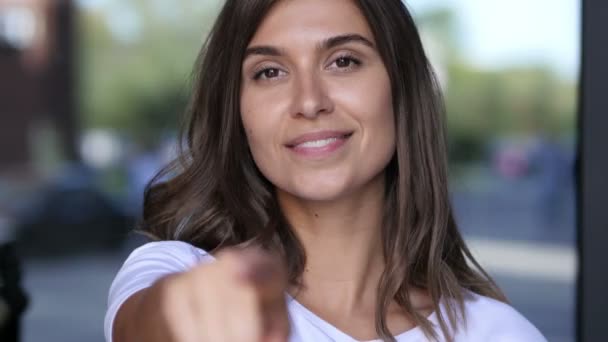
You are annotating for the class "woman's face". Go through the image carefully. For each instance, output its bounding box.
[240,0,395,201]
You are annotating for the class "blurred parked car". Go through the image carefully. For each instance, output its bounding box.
[13,163,133,257]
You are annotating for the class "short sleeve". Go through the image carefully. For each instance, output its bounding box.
[104,240,213,342]
[457,292,548,342]
[486,308,548,342]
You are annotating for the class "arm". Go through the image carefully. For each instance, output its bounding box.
[112,275,179,342]
[105,241,289,342]
[104,241,206,342]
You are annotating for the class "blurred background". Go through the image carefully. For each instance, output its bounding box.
[0,0,578,341]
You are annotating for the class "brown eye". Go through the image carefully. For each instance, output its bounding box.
[263,69,279,78]
[330,55,361,71]
[254,67,283,80]
[336,57,352,68]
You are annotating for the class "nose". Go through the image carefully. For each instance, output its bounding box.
[290,72,334,119]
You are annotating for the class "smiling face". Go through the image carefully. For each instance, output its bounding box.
[240,0,395,202]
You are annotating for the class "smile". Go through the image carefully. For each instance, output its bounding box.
[296,136,344,148]
[286,131,353,159]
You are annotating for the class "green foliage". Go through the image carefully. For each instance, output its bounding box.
[444,62,576,165]
[413,7,577,166]
[77,0,222,146]
[77,3,577,167]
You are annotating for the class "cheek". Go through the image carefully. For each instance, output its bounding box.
[354,73,396,155]
[241,90,269,149]
[242,119,280,189]
[357,74,396,177]
[369,104,396,172]
[240,94,283,180]
[241,112,270,160]
[240,85,287,144]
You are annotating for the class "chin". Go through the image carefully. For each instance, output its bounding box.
[286,175,354,202]
[291,187,348,202]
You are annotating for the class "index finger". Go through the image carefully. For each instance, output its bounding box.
[236,248,288,302]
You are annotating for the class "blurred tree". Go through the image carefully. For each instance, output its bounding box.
[77,3,577,169]
[414,7,576,167]
[77,0,222,147]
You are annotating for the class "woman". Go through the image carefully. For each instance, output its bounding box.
[105,0,547,341]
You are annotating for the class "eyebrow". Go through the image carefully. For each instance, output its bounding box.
[243,33,375,60]
[322,33,374,50]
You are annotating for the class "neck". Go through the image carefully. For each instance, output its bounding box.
[277,174,386,313]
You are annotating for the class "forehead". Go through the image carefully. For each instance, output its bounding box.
[248,0,373,46]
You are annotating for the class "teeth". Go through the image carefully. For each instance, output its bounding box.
[298,137,339,148]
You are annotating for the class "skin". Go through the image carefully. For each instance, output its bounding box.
[241,0,432,339]
[241,0,395,203]
[113,1,432,341]
[113,249,291,342]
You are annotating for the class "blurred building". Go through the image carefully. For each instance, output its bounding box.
[0,0,77,174]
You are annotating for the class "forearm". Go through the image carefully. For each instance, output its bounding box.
[112,275,178,342]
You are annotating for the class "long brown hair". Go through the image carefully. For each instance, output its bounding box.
[142,0,506,341]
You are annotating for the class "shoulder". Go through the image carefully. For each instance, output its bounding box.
[109,240,214,296]
[124,240,213,267]
[456,291,547,342]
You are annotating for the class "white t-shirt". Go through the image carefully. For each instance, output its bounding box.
[105,241,547,342]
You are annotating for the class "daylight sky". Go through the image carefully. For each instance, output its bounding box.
[406,0,580,79]
[78,0,581,80]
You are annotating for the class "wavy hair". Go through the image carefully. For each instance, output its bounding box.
[141,1,506,341]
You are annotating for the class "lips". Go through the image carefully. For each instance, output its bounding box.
[284,130,353,159]
[285,131,353,148]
